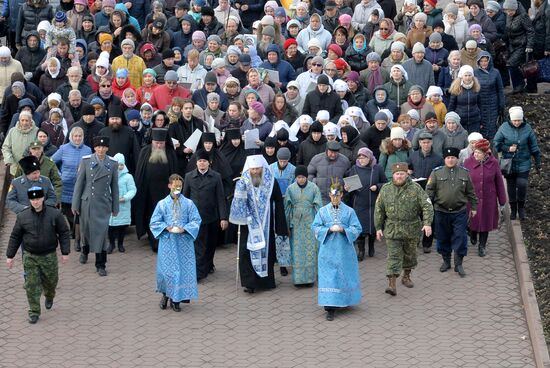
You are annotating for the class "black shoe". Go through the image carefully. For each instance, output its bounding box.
[518,201,527,220]
[74,239,81,252]
[79,253,88,264]
[45,298,53,310]
[326,310,335,321]
[209,265,216,274]
[159,295,168,310]
[107,243,115,254]
[243,287,255,293]
[118,244,125,253]
[280,267,288,276]
[455,264,466,277]
[440,257,451,272]
[97,268,107,276]
[510,202,517,220]
[423,246,431,254]
[469,231,477,245]
[28,315,39,324]
[170,301,181,312]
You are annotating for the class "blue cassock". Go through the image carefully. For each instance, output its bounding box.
[312,202,362,307]
[150,194,202,303]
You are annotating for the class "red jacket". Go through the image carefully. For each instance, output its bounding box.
[149,84,191,111]
[112,78,135,98]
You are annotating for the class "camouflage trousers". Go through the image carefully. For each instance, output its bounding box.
[385,238,418,276]
[23,252,58,317]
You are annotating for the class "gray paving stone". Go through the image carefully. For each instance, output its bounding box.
[0,210,536,367]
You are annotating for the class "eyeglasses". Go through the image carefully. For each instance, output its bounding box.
[313,63,323,67]
[100,84,111,87]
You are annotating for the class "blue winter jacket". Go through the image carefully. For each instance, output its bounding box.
[493,119,541,174]
[259,45,297,92]
[109,153,137,226]
[448,87,482,133]
[51,141,92,203]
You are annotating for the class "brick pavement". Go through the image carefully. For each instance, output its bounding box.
[0,210,535,368]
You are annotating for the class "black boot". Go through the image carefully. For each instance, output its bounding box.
[74,224,81,252]
[518,201,527,220]
[510,202,517,220]
[440,254,451,272]
[356,236,365,261]
[454,255,466,277]
[107,242,115,254]
[280,267,288,276]
[478,232,488,257]
[159,293,168,310]
[118,241,125,253]
[469,230,477,245]
[367,235,375,257]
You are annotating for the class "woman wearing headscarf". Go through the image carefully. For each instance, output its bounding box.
[463,139,507,256]
[340,125,367,163]
[441,111,469,151]
[39,57,68,96]
[345,33,371,72]
[344,147,387,259]
[368,18,396,56]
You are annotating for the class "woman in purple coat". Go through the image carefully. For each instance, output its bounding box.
[463,139,507,257]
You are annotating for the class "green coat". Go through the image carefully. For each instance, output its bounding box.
[374,178,434,240]
[426,165,477,213]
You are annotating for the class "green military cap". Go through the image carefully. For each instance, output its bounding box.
[391,162,409,174]
[29,140,43,149]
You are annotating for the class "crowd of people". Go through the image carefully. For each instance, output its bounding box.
[1,0,544,323]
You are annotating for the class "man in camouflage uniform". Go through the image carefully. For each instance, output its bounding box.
[374,162,434,296]
[426,147,477,277]
[6,187,70,324]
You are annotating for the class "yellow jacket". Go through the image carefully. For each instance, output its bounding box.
[111,55,146,88]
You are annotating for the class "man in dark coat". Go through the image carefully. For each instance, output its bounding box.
[6,186,70,324]
[229,155,289,293]
[72,136,119,276]
[98,105,141,175]
[183,150,228,281]
[168,99,207,175]
[14,31,46,82]
[133,128,178,251]
[296,121,327,167]
[302,74,343,124]
[67,104,105,148]
[407,132,444,253]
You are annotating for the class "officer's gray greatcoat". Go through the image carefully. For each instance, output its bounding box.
[72,154,119,253]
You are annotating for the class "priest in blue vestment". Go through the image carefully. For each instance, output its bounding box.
[229,155,289,293]
[150,174,202,312]
[312,179,362,321]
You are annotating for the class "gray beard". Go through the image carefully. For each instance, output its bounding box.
[149,147,168,164]
[69,81,79,89]
[251,175,262,187]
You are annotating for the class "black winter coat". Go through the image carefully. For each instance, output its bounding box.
[302,88,343,124]
[466,10,498,42]
[364,96,399,124]
[407,148,444,189]
[474,52,505,140]
[7,205,70,258]
[504,6,535,67]
[359,125,390,160]
[489,11,507,39]
[532,1,550,58]
[345,45,371,72]
[66,119,105,148]
[15,32,46,74]
[296,134,327,167]
[15,1,54,46]
[183,169,228,224]
[343,163,387,234]
[235,0,265,29]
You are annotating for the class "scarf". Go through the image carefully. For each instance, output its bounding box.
[121,92,138,107]
[407,96,426,109]
[450,65,460,80]
[461,80,474,89]
[367,69,384,94]
[17,123,34,134]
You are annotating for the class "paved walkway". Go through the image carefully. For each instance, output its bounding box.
[0,209,535,367]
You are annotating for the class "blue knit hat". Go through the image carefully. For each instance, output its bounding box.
[55,11,67,23]
[116,68,129,78]
[126,109,141,121]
